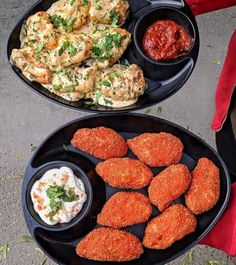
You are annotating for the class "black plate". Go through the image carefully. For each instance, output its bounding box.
[7,0,199,113]
[23,114,230,265]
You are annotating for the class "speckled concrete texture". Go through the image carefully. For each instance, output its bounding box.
[0,1,236,264]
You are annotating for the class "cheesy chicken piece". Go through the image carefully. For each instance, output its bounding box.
[90,28,131,68]
[48,33,93,70]
[89,0,129,25]
[47,0,90,32]
[48,65,98,101]
[11,47,51,84]
[93,64,146,108]
[21,11,58,50]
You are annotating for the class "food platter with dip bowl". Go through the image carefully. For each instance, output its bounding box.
[7,0,199,112]
[22,114,230,265]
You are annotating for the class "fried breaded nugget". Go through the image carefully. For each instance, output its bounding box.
[76,228,143,262]
[71,127,128,159]
[185,157,220,215]
[97,192,152,228]
[143,204,196,249]
[148,164,191,211]
[96,158,153,189]
[127,132,183,167]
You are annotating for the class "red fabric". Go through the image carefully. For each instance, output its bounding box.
[186,0,236,16]
[199,183,236,256]
[211,30,236,131]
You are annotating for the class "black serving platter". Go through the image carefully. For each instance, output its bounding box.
[23,114,230,265]
[7,0,199,113]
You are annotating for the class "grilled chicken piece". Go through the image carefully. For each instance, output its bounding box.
[22,11,58,50]
[47,65,98,101]
[48,33,93,70]
[90,28,131,68]
[93,64,146,108]
[89,0,129,25]
[11,47,51,84]
[47,0,90,32]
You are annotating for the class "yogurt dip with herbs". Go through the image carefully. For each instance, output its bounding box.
[31,166,87,225]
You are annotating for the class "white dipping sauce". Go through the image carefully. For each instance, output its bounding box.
[31,166,87,225]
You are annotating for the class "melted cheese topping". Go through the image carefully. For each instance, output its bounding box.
[31,166,87,225]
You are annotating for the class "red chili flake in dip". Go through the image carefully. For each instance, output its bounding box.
[142,20,192,61]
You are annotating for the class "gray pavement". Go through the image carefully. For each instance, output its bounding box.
[0,1,236,264]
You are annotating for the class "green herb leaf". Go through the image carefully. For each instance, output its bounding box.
[30,143,37,152]
[157,106,162,114]
[206,261,220,265]
[145,108,152,114]
[58,39,70,56]
[102,80,111,87]
[12,175,23,180]
[53,84,62,91]
[111,71,120,78]
[62,144,68,151]
[0,243,9,259]
[110,11,119,28]
[19,235,34,243]
[211,59,220,65]
[65,85,75,92]
[70,0,76,5]
[188,250,193,262]
[40,257,47,265]
[35,44,44,54]
[82,0,88,5]
[68,44,77,57]
[112,33,122,47]
[104,98,113,105]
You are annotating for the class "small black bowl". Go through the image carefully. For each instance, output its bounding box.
[134,7,196,65]
[26,161,93,232]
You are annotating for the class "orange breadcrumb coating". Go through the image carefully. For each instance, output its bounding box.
[76,228,144,262]
[148,164,191,211]
[71,127,128,160]
[127,132,183,167]
[97,192,152,228]
[95,157,153,189]
[185,157,220,215]
[143,204,196,249]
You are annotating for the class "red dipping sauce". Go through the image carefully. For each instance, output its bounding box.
[142,20,193,61]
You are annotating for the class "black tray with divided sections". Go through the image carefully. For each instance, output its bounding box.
[22,114,230,265]
[7,0,199,113]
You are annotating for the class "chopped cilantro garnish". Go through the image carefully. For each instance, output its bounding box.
[111,71,120,78]
[104,98,113,105]
[58,39,70,56]
[65,85,75,92]
[53,84,62,91]
[46,185,78,221]
[35,43,44,54]
[103,80,111,87]
[110,11,119,28]
[82,0,88,5]
[49,14,77,31]
[70,0,76,5]
[68,44,77,57]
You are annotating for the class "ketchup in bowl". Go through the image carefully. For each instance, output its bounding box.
[142,20,192,61]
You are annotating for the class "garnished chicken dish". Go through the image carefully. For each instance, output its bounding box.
[11,0,147,108]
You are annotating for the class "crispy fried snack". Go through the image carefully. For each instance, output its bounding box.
[127,132,183,167]
[143,204,196,249]
[71,127,128,159]
[185,157,220,215]
[96,158,153,189]
[148,164,191,211]
[97,192,152,228]
[76,228,143,261]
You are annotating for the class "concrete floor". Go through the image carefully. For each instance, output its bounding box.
[0,1,236,264]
